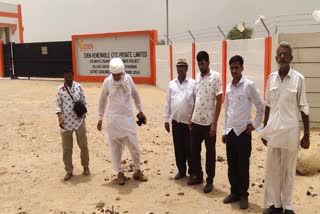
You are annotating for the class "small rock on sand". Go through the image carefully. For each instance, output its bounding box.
[95,202,105,209]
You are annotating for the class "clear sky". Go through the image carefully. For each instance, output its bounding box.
[1,0,320,42]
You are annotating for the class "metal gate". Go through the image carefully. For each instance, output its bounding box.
[2,43,13,78]
[3,41,72,78]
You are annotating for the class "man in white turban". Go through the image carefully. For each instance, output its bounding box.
[97,58,147,185]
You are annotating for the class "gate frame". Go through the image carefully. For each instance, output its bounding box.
[0,40,4,77]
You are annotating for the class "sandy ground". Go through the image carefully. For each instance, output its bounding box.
[0,79,319,214]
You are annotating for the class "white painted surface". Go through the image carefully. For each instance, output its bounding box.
[227,38,265,94]
[0,2,18,13]
[156,45,170,91]
[172,43,192,80]
[196,41,222,76]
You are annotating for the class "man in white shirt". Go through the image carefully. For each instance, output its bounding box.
[261,42,310,214]
[56,66,90,181]
[188,51,222,193]
[97,58,147,185]
[164,58,195,180]
[222,55,264,209]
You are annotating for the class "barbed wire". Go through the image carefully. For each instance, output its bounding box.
[265,18,316,26]
[158,11,319,43]
[277,23,320,28]
[192,31,221,37]
[266,12,312,20]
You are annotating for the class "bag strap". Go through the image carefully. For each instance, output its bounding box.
[64,83,75,102]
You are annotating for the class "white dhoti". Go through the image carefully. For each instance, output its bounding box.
[260,106,300,210]
[105,113,141,173]
[108,135,141,173]
[264,147,298,210]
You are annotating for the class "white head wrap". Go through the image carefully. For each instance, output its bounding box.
[109,58,131,96]
[110,58,125,74]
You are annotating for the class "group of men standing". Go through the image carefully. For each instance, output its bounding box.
[164,42,310,213]
[56,41,310,214]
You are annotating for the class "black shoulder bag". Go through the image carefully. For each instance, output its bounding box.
[64,84,87,118]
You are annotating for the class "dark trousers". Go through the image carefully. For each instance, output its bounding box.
[172,120,192,175]
[190,123,216,184]
[226,129,252,197]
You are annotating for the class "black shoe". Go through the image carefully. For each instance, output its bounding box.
[187,176,203,185]
[203,183,213,193]
[117,172,126,185]
[240,196,249,209]
[263,205,283,214]
[64,173,73,181]
[223,194,240,204]
[284,210,295,214]
[174,172,186,180]
[83,167,90,176]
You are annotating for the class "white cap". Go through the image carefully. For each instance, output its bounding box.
[109,58,125,74]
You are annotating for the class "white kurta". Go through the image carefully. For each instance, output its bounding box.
[260,69,309,151]
[164,77,195,124]
[224,76,264,136]
[99,74,143,172]
[260,69,309,210]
